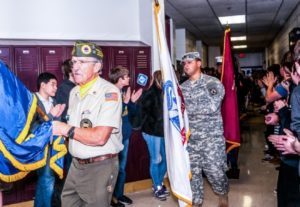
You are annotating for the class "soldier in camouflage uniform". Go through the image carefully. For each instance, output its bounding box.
[180,52,229,207]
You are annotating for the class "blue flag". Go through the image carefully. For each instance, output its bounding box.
[0,61,67,182]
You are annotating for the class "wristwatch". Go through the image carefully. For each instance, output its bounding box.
[67,126,75,140]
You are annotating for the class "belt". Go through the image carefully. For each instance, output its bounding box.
[75,153,118,165]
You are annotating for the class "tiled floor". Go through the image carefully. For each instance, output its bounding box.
[5,113,278,207]
[127,113,278,207]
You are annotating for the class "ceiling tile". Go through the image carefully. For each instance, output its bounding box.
[166,0,300,50]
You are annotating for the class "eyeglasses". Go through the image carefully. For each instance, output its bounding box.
[71,60,99,66]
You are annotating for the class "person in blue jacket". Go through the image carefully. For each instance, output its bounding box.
[109,66,142,207]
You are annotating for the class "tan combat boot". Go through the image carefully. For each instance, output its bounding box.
[218,194,228,207]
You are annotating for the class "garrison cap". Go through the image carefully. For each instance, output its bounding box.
[215,56,223,65]
[72,41,103,61]
[181,52,201,63]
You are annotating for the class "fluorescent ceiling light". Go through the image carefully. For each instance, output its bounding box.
[231,36,247,41]
[218,15,245,25]
[233,45,247,49]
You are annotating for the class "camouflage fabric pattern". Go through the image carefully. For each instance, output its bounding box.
[181,74,229,205]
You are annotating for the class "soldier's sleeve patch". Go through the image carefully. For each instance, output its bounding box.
[206,81,219,96]
[105,92,118,101]
[209,88,217,95]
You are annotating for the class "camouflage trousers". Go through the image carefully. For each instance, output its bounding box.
[188,134,229,205]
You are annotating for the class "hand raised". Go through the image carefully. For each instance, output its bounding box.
[295,62,300,76]
[50,104,66,118]
[131,88,143,103]
[123,87,131,104]
[265,113,279,125]
[278,135,297,155]
[263,72,277,87]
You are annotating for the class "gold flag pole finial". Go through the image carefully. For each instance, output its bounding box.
[154,0,159,6]
[226,23,230,31]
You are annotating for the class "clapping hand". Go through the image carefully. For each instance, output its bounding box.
[50,104,66,118]
[131,88,143,103]
[123,87,131,104]
[268,129,298,155]
[265,113,279,125]
[295,62,300,76]
[262,71,277,87]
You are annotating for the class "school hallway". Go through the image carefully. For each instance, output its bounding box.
[127,112,278,207]
[5,112,278,207]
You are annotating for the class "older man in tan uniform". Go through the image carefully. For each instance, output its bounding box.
[53,41,123,207]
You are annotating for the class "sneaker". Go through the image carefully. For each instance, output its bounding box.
[118,195,133,205]
[262,154,274,161]
[111,201,125,207]
[162,185,170,196]
[153,188,167,201]
[226,168,240,179]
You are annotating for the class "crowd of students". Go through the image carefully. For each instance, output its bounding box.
[254,41,300,207]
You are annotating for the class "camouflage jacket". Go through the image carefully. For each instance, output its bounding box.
[181,73,225,136]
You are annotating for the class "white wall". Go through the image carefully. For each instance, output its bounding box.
[0,0,166,72]
[196,40,207,67]
[208,46,221,67]
[176,29,186,60]
[139,0,158,71]
[175,28,198,61]
[0,0,140,41]
[185,30,197,53]
[202,44,208,68]
[235,53,264,68]
[170,18,176,65]
[268,3,300,64]
[196,40,203,64]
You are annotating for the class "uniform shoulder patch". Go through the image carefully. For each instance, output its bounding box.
[206,81,219,96]
[209,88,217,95]
[105,92,118,101]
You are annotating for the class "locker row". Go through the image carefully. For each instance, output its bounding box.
[0,45,151,91]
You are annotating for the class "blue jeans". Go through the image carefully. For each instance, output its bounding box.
[142,132,167,189]
[113,125,132,199]
[34,149,55,207]
[52,152,72,207]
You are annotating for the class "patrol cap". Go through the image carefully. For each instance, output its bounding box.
[215,56,223,65]
[181,52,201,63]
[72,41,103,61]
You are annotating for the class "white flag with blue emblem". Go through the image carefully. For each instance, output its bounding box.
[153,2,192,207]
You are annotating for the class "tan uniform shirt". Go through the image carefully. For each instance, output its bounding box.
[67,77,123,159]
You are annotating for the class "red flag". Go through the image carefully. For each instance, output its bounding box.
[221,28,241,153]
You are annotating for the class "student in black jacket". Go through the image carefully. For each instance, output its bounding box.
[139,70,169,201]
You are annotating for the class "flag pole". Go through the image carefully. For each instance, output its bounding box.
[36,106,49,121]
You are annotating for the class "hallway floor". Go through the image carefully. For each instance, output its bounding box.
[5,113,278,207]
[126,113,278,207]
